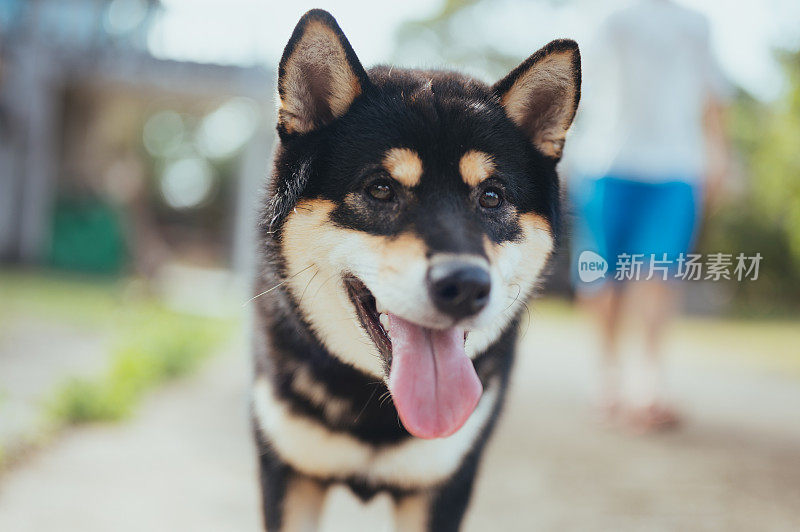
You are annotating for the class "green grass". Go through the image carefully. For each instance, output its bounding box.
[46,308,232,424]
[0,269,124,326]
[1,268,234,427]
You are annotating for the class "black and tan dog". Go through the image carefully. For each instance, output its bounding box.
[252,9,580,531]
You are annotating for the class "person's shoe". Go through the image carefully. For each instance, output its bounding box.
[625,402,681,434]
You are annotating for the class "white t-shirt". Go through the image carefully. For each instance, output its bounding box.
[567,0,730,183]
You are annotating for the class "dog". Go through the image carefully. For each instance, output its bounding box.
[252,9,580,531]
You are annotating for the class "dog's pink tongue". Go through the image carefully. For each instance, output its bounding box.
[387,314,482,439]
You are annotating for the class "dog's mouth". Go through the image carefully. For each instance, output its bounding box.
[344,275,483,439]
[344,276,392,361]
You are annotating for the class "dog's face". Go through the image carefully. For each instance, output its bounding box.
[267,10,580,439]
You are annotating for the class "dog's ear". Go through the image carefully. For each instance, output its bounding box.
[277,9,369,137]
[493,39,581,160]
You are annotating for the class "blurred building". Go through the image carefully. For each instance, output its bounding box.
[0,0,273,274]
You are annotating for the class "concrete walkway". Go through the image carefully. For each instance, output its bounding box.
[0,317,111,454]
[1,312,799,531]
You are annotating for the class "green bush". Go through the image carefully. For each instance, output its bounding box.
[48,379,133,423]
[47,308,231,424]
[702,49,800,314]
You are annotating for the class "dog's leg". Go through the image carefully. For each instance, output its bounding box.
[258,447,289,531]
[258,446,326,532]
[393,492,430,532]
[427,452,482,532]
[281,474,327,532]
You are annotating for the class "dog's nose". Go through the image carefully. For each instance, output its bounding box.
[427,261,491,320]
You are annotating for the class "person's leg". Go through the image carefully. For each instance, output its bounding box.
[571,176,633,421]
[578,284,624,420]
[622,181,698,431]
[589,177,642,419]
[624,279,682,431]
[627,280,674,400]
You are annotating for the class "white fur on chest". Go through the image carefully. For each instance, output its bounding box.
[253,377,498,488]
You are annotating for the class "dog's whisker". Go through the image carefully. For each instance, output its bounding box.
[309,271,341,302]
[353,385,379,423]
[243,264,314,306]
[520,300,533,337]
[297,268,321,305]
[378,390,393,407]
[501,283,523,313]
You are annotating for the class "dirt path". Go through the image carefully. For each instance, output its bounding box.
[1,314,799,531]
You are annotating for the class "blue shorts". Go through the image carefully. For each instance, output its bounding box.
[570,175,702,290]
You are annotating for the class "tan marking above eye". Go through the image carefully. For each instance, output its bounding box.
[383,148,423,188]
[459,150,496,187]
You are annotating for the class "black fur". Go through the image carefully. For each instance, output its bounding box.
[253,9,580,531]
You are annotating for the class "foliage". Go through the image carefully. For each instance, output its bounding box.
[394,0,518,80]
[394,0,572,80]
[0,270,233,426]
[702,50,800,313]
[46,307,231,424]
[0,270,122,325]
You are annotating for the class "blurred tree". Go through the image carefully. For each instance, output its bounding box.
[394,0,572,78]
[394,0,521,79]
[703,49,800,313]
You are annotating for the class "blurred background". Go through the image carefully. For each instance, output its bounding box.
[0,0,798,530]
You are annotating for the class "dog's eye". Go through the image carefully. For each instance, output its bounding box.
[479,187,503,209]
[366,180,395,202]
